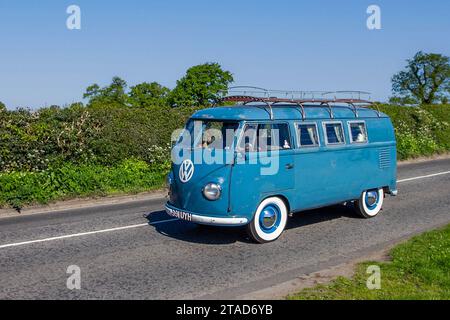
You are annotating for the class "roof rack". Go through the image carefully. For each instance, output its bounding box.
[218,86,381,120]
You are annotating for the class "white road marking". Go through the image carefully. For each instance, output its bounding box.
[397,171,450,183]
[0,218,179,250]
[0,170,449,250]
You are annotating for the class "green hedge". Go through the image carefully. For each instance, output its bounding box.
[422,105,450,151]
[378,104,450,159]
[0,103,198,172]
[0,159,168,209]
[1,103,449,171]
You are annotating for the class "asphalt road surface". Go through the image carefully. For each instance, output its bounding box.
[0,158,449,299]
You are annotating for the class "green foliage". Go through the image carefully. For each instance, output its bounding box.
[85,103,198,165]
[0,103,199,172]
[0,104,104,172]
[392,51,450,105]
[168,63,233,107]
[388,96,418,106]
[378,104,449,160]
[128,82,170,107]
[422,105,450,151]
[288,224,450,300]
[0,101,6,111]
[82,63,232,109]
[84,76,129,105]
[145,143,172,173]
[0,159,166,209]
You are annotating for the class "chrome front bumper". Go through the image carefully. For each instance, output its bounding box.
[165,203,248,226]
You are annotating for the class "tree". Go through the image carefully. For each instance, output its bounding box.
[128,82,170,107]
[392,51,450,105]
[84,77,128,105]
[169,63,233,107]
[0,101,6,111]
[84,84,101,100]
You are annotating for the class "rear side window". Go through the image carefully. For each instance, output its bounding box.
[348,121,368,143]
[296,123,319,147]
[239,123,291,152]
[323,122,345,145]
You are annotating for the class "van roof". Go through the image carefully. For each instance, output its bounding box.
[191,105,388,121]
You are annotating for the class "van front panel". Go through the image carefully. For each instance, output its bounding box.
[169,148,233,217]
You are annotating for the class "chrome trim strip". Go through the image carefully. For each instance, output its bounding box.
[192,214,248,226]
[165,204,249,226]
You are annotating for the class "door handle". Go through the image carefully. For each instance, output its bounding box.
[285,163,294,170]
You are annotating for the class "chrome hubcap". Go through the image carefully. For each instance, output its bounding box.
[260,205,279,230]
[366,190,378,208]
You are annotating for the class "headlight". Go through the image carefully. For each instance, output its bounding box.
[203,183,222,201]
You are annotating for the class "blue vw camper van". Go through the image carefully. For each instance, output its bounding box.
[165,89,397,243]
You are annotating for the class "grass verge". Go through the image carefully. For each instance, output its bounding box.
[287,224,450,300]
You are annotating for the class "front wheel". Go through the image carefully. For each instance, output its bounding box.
[355,188,384,218]
[247,197,288,243]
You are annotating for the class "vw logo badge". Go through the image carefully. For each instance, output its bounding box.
[179,159,194,183]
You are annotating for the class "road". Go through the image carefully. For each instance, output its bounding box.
[0,158,449,299]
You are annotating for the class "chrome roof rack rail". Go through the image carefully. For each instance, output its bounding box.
[270,101,306,120]
[218,87,380,119]
[242,100,274,120]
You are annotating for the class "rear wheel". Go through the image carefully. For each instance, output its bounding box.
[355,188,384,218]
[247,197,288,243]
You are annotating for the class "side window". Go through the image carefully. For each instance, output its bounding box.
[323,122,345,145]
[239,123,291,152]
[297,123,319,147]
[349,121,368,143]
[268,123,291,151]
[239,124,258,152]
[257,123,271,152]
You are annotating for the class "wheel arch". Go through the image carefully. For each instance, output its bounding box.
[260,193,291,214]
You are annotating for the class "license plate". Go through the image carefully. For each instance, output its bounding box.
[165,206,193,222]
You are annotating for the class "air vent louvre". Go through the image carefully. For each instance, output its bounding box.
[379,147,391,169]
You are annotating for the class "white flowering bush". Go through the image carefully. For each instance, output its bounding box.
[146,143,172,172]
[380,105,449,159]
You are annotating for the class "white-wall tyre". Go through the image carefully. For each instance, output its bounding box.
[355,188,384,218]
[247,197,288,243]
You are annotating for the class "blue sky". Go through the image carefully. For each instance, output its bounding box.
[0,0,449,109]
